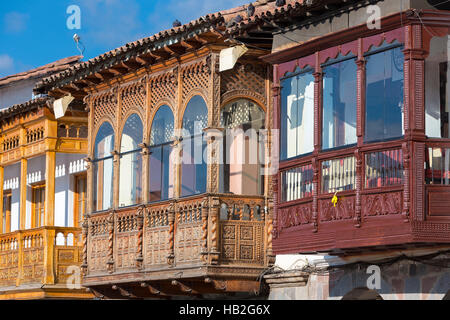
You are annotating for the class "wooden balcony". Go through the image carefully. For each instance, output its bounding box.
[0,226,91,299]
[273,141,450,255]
[83,194,272,299]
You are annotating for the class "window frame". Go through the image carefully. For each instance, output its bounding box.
[2,190,12,234]
[74,173,87,227]
[31,183,45,229]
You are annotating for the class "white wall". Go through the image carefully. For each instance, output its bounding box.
[3,163,21,232]
[55,153,87,227]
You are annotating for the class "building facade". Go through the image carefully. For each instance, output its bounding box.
[35,6,278,299]
[234,0,450,299]
[0,57,91,299]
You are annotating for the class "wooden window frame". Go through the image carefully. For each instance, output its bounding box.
[31,183,45,229]
[2,190,12,234]
[74,173,87,227]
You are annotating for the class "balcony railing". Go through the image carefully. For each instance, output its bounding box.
[0,227,82,287]
[84,194,269,290]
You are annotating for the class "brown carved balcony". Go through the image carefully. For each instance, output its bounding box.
[83,194,272,299]
[0,226,90,299]
[274,141,450,255]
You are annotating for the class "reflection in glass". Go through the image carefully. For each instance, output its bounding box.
[181,96,208,197]
[425,35,450,138]
[221,99,266,195]
[280,70,315,160]
[149,105,174,202]
[93,122,115,211]
[119,114,143,207]
[322,57,357,149]
[365,45,404,142]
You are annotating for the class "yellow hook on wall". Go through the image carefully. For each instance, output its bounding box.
[331,191,338,207]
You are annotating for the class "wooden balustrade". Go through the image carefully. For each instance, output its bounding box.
[85,194,267,278]
[0,227,82,287]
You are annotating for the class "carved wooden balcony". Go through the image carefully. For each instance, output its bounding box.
[0,226,90,299]
[274,141,450,255]
[83,194,272,299]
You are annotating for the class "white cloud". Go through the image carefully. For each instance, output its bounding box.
[0,54,14,72]
[3,12,29,33]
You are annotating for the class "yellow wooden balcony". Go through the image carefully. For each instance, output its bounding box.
[0,227,92,299]
[83,194,273,299]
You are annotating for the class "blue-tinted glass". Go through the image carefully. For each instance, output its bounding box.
[280,71,315,160]
[182,95,208,136]
[121,114,143,153]
[149,144,173,201]
[150,105,174,145]
[322,57,357,149]
[365,46,404,142]
[181,96,208,197]
[94,122,115,159]
[93,158,114,211]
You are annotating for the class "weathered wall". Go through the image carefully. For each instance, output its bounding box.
[268,250,450,300]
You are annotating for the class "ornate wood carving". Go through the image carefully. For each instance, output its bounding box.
[278,202,313,231]
[120,78,146,121]
[402,142,410,222]
[107,211,115,273]
[167,203,175,266]
[200,198,209,263]
[319,196,355,222]
[92,87,118,128]
[209,197,220,265]
[362,192,402,217]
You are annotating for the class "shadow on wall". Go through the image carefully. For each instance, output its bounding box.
[328,254,450,300]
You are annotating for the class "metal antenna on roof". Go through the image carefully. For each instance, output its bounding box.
[73,34,85,56]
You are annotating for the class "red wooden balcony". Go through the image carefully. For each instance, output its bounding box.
[82,194,272,298]
[273,141,450,255]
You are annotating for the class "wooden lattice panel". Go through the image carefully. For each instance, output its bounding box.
[0,238,18,286]
[150,72,177,111]
[115,233,137,270]
[181,60,210,104]
[92,90,118,127]
[120,80,146,120]
[88,215,109,273]
[221,62,267,105]
[144,227,169,266]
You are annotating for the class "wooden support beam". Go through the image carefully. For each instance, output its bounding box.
[180,39,203,50]
[164,45,185,56]
[109,65,129,76]
[149,50,171,60]
[112,285,139,299]
[140,282,166,296]
[171,280,199,295]
[204,278,227,291]
[122,60,141,70]
[135,56,154,66]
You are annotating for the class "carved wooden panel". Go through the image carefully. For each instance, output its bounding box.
[88,215,109,273]
[221,62,267,106]
[277,202,313,232]
[362,192,402,217]
[319,196,355,222]
[144,207,169,266]
[182,59,210,105]
[0,237,18,286]
[92,89,118,127]
[150,70,177,111]
[175,201,203,264]
[120,79,146,120]
[220,221,264,265]
[55,247,80,284]
[21,234,44,284]
[114,211,139,270]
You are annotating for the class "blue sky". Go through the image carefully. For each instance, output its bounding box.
[0,0,248,78]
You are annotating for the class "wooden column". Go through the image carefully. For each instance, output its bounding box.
[272,64,281,241]
[85,95,95,214]
[19,158,27,230]
[112,151,120,209]
[16,231,23,286]
[42,228,56,284]
[200,197,209,263]
[44,151,56,226]
[0,165,4,234]
[208,197,220,265]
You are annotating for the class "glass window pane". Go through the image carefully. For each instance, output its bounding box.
[321,157,356,194]
[93,158,114,211]
[425,35,450,138]
[181,96,208,197]
[365,45,404,143]
[121,114,143,153]
[322,57,357,149]
[150,105,174,145]
[221,99,265,196]
[281,70,315,160]
[95,122,115,159]
[119,151,142,207]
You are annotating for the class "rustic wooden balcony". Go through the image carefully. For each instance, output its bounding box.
[0,226,90,299]
[82,194,272,299]
[273,140,450,255]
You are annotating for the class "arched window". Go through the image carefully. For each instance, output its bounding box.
[119,114,143,207]
[93,122,115,211]
[181,95,208,197]
[149,105,174,202]
[221,99,266,195]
